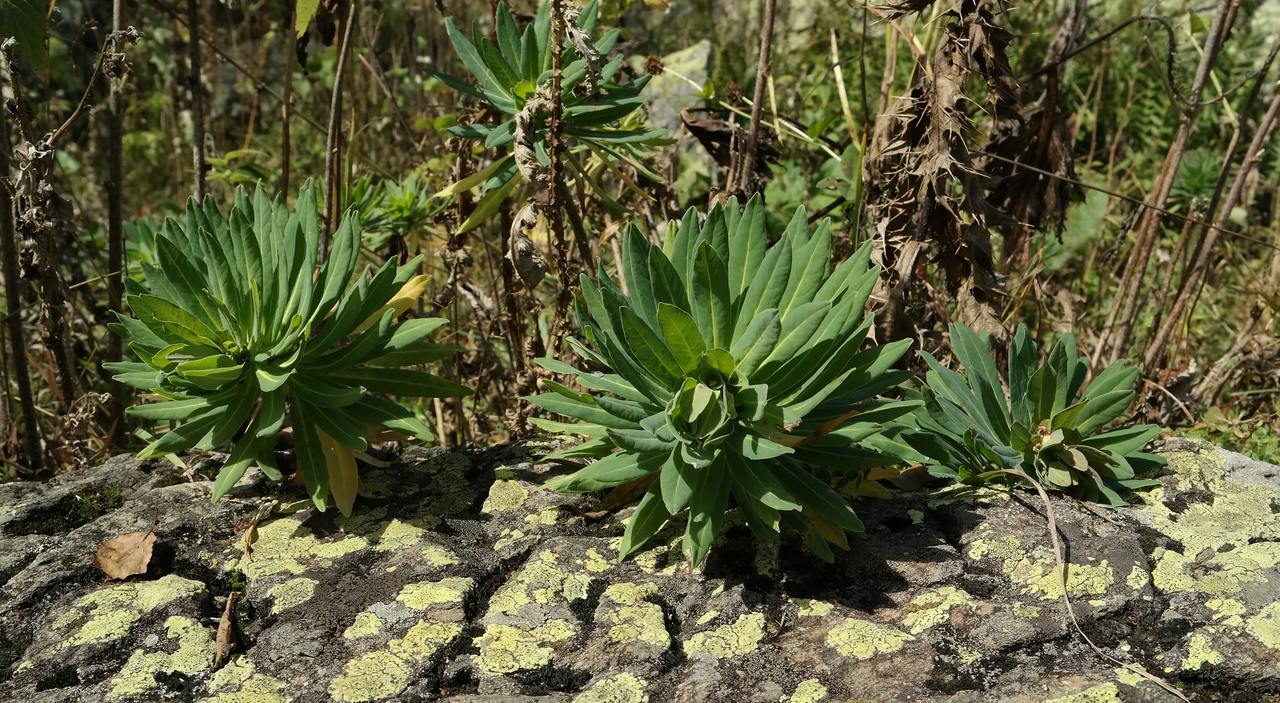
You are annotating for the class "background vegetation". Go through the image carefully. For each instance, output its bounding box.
[2,0,1278,477]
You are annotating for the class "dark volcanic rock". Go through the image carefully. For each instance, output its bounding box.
[0,438,1277,702]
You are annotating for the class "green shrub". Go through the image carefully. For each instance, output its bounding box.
[436,0,667,227]
[106,183,469,514]
[891,324,1163,505]
[531,197,915,565]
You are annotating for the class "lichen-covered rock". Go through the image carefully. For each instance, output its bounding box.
[0,439,1276,702]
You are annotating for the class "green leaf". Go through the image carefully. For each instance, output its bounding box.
[620,307,684,385]
[127,396,213,421]
[737,433,793,460]
[691,243,732,348]
[659,453,697,514]
[773,463,864,534]
[657,303,705,375]
[619,485,671,559]
[549,451,666,492]
[331,368,471,398]
[444,17,514,104]
[683,459,729,566]
[1,0,48,71]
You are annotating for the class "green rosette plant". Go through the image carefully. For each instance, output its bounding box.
[531,197,916,565]
[891,324,1163,505]
[436,0,668,226]
[105,182,470,515]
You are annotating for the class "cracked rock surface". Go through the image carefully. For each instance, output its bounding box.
[1,438,1277,702]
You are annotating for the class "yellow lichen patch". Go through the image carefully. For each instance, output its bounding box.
[486,550,593,617]
[684,613,765,659]
[955,645,983,666]
[330,620,462,702]
[525,508,561,526]
[201,656,289,703]
[482,479,530,513]
[1113,666,1144,687]
[494,528,533,552]
[369,519,428,552]
[231,515,368,581]
[475,620,576,676]
[783,679,828,703]
[1045,683,1123,703]
[396,577,473,610]
[967,532,1114,601]
[1125,564,1150,590]
[825,618,913,660]
[108,616,215,700]
[54,574,205,648]
[1013,603,1041,619]
[421,544,459,567]
[629,533,681,576]
[606,603,669,647]
[1245,602,1280,649]
[344,612,384,640]
[1181,632,1224,669]
[696,610,719,626]
[1137,448,1280,601]
[793,598,834,618]
[266,578,317,614]
[602,582,657,604]
[571,672,648,703]
[583,548,612,573]
[1206,598,1246,624]
[902,586,972,634]
[908,509,925,525]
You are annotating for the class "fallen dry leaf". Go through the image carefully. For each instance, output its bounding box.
[214,591,240,668]
[95,530,156,580]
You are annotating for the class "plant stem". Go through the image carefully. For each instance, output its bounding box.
[324,0,358,245]
[187,0,208,199]
[0,102,44,474]
[731,0,776,195]
[106,0,127,449]
[1100,0,1237,364]
[1143,65,1280,373]
[280,0,296,196]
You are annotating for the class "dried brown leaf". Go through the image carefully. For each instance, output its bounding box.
[214,591,240,669]
[95,530,156,580]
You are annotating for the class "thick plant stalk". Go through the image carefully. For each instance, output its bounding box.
[106,0,127,448]
[0,110,43,473]
[1142,76,1280,373]
[324,0,357,245]
[187,0,207,198]
[548,0,571,348]
[729,0,776,196]
[1100,0,1237,363]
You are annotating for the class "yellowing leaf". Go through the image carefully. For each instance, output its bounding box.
[431,157,507,199]
[317,428,358,516]
[808,514,849,550]
[295,0,320,37]
[353,275,432,335]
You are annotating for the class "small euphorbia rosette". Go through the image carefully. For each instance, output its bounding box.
[881,323,1164,506]
[529,196,917,566]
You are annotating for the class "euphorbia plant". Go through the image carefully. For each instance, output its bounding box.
[436,0,667,228]
[532,197,915,565]
[889,324,1163,505]
[106,183,469,514]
